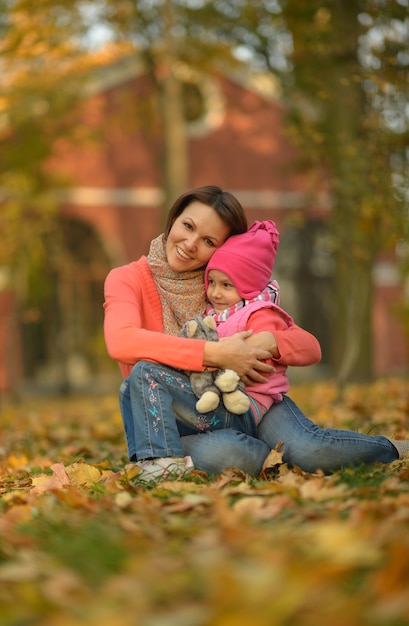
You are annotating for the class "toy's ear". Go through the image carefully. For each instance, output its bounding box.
[202,315,217,330]
[185,320,198,337]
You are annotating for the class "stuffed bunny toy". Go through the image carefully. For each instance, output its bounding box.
[179,315,250,415]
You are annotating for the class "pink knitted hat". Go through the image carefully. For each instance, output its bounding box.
[205,220,280,299]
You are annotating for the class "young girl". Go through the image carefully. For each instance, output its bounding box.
[204,220,301,426]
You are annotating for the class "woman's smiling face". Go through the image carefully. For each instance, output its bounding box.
[165,201,230,272]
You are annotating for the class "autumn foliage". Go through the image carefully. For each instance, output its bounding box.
[1,377,409,625]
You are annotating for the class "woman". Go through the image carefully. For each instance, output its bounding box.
[104,185,320,476]
[104,185,407,478]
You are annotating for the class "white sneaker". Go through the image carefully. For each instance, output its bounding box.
[387,438,409,459]
[135,456,194,481]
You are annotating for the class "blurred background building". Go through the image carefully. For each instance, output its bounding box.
[0,57,406,396]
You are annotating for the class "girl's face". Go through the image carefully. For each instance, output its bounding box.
[206,269,241,313]
[166,202,230,272]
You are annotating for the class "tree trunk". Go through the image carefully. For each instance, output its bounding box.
[284,0,377,385]
[157,0,189,224]
[329,2,374,385]
[159,70,188,222]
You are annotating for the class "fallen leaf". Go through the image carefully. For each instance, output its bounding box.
[65,462,101,486]
[115,491,133,508]
[30,463,70,494]
[261,445,285,474]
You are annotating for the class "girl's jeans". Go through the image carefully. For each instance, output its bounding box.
[120,360,398,476]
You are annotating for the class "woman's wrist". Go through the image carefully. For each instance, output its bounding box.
[203,340,221,368]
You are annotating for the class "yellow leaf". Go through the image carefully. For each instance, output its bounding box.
[65,462,101,486]
[304,521,381,566]
[5,454,29,469]
[120,463,141,481]
[2,491,30,505]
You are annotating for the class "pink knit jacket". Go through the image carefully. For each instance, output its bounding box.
[216,301,295,410]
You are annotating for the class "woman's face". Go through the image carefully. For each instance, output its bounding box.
[166,201,230,272]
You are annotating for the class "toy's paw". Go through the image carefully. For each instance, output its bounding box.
[222,390,251,415]
[196,390,220,413]
[214,369,240,393]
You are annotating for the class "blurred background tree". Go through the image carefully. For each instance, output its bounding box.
[0,0,408,388]
[82,0,288,213]
[0,0,121,306]
[0,0,128,392]
[279,0,409,386]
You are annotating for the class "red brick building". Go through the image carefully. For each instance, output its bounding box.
[1,60,407,393]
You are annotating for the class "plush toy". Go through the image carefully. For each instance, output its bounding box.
[179,315,250,415]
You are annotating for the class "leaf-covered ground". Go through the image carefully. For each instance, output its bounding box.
[1,377,409,626]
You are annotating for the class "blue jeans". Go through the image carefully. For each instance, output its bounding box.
[257,395,397,473]
[119,362,398,476]
[120,361,263,472]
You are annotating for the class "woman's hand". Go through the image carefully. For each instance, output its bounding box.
[203,330,275,385]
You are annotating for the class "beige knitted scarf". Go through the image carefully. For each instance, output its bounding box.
[147,234,207,336]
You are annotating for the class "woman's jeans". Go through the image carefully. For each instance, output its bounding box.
[120,360,398,476]
[119,361,262,473]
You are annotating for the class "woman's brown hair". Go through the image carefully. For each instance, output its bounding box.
[164,185,248,239]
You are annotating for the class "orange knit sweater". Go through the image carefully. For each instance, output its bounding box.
[103,257,321,379]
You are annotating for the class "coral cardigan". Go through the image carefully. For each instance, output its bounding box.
[103,257,322,379]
